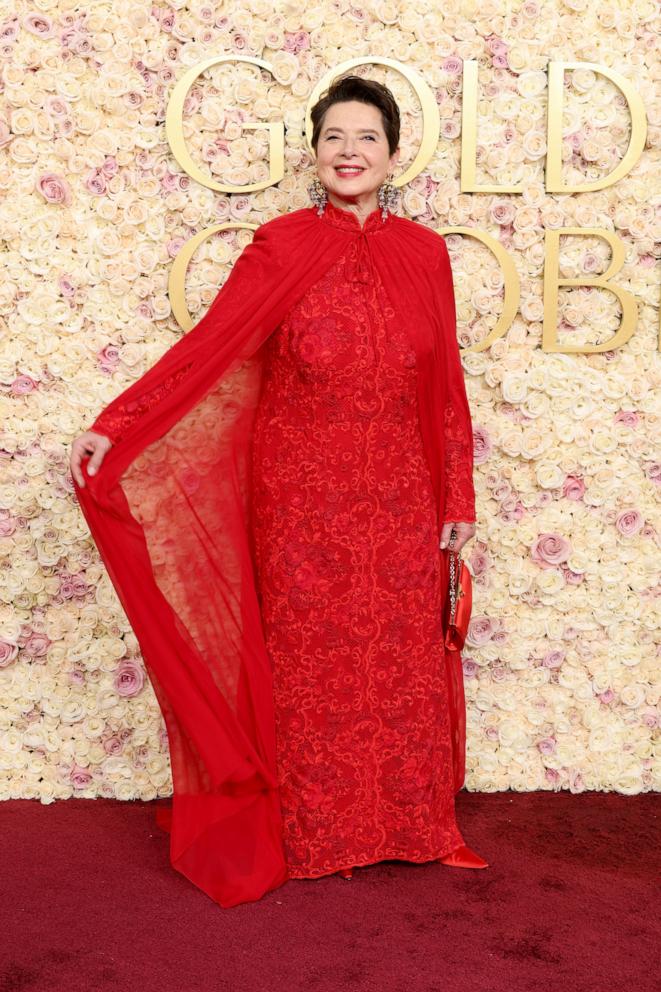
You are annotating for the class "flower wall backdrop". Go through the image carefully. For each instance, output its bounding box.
[0,0,659,802]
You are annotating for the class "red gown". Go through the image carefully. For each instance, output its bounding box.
[74,200,476,907]
[250,200,467,875]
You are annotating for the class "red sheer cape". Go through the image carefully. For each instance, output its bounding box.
[73,205,475,908]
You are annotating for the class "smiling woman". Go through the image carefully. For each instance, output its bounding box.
[70,73,484,908]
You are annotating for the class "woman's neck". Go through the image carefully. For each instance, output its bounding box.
[327,192,378,228]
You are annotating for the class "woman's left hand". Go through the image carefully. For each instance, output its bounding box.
[439,521,476,554]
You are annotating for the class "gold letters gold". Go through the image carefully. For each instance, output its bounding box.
[166,57,650,352]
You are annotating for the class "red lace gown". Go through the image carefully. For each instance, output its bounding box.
[248,200,469,878]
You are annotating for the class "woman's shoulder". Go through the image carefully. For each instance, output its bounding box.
[253,206,318,237]
[390,214,448,266]
[391,213,446,243]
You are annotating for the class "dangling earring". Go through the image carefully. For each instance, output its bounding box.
[377,173,399,220]
[308,176,328,215]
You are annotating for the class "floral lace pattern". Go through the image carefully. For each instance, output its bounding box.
[249,202,468,877]
[92,365,193,443]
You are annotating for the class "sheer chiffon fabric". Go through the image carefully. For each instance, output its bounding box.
[74,202,476,908]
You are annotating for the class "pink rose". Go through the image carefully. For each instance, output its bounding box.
[24,13,54,36]
[161,172,179,192]
[466,615,496,646]
[468,548,489,577]
[583,251,602,274]
[36,171,72,206]
[85,169,107,195]
[58,274,76,298]
[614,410,639,427]
[493,481,511,502]
[615,509,644,537]
[562,475,586,500]
[114,660,145,697]
[531,532,571,569]
[641,709,658,729]
[0,641,18,668]
[545,768,560,785]
[97,344,120,372]
[0,514,16,536]
[462,659,478,678]
[103,734,124,755]
[101,156,118,177]
[230,195,251,219]
[0,20,18,42]
[647,463,661,485]
[11,375,37,395]
[44,96,68,118]
[541,651,565,668]
[167,236,185,257]
[537,737,556,755]
[70,765,93,789]
[490,200,516,226]
[22,632,51,658]
[59,578,75,599]
[442,56,463,75]
[473,427,492,464]
[598,689,615,704]
[487,37,508,56]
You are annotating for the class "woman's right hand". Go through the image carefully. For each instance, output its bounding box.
[70,431,113,488]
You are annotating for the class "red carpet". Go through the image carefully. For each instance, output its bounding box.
[1,791,657,992]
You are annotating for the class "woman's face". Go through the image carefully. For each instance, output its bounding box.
[315,99,399,208]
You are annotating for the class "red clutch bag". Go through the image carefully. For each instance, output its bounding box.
[443,548,472,652]
[441,535,473,794]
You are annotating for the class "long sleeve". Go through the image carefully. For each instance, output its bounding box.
[435,237,476,524]
[89,222,275,445]
[91,365,191,444]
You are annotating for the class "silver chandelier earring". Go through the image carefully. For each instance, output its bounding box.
[309,173,398,219]
[377,173,399,220]
[308,176,328,215]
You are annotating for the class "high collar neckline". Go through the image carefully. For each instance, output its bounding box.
[319,197,392,234]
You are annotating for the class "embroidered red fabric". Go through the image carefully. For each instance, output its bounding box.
[75,201,476,907]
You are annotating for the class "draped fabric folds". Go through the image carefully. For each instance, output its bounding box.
[73,205,476,908]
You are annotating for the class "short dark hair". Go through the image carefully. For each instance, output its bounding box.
[310,74,400,156]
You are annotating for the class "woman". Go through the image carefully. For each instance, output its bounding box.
[70,75,487,909]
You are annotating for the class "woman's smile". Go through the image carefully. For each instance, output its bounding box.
[335,165,365,178]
